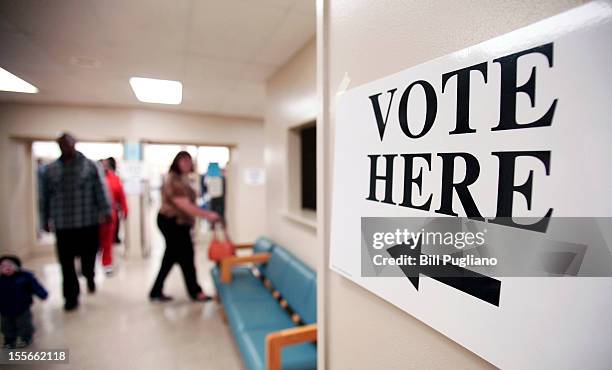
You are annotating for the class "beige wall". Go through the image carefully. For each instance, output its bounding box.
[0,103,265,258]
[264,38,318,269]
[319,0,583,369]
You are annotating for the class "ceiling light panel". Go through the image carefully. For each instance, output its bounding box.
[129,77,182,105]
[0,67,38,93]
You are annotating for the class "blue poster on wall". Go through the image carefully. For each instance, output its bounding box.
[124,141,141,161]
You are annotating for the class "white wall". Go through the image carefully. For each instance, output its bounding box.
[0,103,265,258]
[319,0,583,369]
[264,38,318,269]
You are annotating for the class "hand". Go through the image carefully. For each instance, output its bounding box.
[207,211,220,224]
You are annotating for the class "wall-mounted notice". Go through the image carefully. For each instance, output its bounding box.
[244,168,265,186]
[330,2,612,369]
[121,160,144,195]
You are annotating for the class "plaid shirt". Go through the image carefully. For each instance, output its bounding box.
[40,152,112,230]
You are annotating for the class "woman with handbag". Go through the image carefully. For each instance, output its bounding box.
[149,151,220,302]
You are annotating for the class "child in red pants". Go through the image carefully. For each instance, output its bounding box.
[99,158,128,275]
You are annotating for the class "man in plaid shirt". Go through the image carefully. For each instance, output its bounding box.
[40,133,112,311]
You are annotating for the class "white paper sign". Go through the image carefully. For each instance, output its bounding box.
[120,160,144,195]
[244,168,266,186]
[205,176,224,197]
[330,2,612,369]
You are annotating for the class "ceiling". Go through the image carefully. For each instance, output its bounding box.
[0,0,315,119]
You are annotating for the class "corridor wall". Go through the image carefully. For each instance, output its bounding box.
[264,38,318,269]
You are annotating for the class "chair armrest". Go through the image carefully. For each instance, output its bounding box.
[266,324,317,370]
[220,253,271,283]
[233,243,255,249]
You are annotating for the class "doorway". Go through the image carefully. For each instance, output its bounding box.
[141,143,231,258]
[32,140,124,250]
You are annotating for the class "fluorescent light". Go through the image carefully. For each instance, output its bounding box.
[0,67,38,93]
[129,77,182,105]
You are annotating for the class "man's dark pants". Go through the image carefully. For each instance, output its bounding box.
[55,225,100,304]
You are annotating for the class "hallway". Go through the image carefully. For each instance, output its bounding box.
[2,1,612,369]
[3,247,244,370]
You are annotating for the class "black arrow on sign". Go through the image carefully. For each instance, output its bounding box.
[387,240,502,306]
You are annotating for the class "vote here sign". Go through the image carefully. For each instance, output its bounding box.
[330,2,612,369]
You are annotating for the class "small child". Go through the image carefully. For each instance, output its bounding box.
[0,255,48,349]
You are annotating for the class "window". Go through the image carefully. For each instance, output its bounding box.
[300,125,317,211]
[286,121,317,228]
[32,141,124,161]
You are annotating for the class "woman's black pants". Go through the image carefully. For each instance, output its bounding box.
[150,214,203,298]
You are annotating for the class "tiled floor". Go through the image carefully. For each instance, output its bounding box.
[2,242,245,370]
